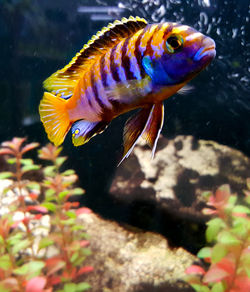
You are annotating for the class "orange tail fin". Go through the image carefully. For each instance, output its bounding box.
[39,92,71,146]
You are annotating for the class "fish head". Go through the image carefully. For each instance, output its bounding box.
[145,23,216,86]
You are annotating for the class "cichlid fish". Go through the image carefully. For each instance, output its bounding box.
[39,16,216,164]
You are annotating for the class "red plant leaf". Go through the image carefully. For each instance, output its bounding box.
[38,144,61,161]
[34,214,43,220]
[0,148,15,155]
[76,207,92,216]
[21,143,40,154]
[185,265,206,275]
[25,277,47,292]
[232,212,248,218]
[2,138,26,152]
[26,205,48,213]
[46,257,62,266]
[243,190,250,197]
[216,257,235,275]
[22,217,30,225]
[210,186,230,209]
[242,246,250,255]
[48,275,61,286]
[70,267,77,279]
[80,240,90,247]
[202,208,217,215]
[29,193,39,200]
[203,258,211,263]
[77,266,94,277]
[203,266,229,283]
[233,276,250,291]
[0,218,11,237]
[46,258,65,276]
[13,137,26,148]
[61,270,70,280]
[71,202,80,208]
[0,277,19,290]
[63,202,79,210]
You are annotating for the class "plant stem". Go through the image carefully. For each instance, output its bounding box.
[227,232,249,291]
[15,152,25,210]
[4,238,24,292]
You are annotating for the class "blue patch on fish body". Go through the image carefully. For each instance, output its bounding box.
[142,56,154,79]
[142,55,176,85]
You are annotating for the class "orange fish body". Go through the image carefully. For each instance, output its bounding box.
[39,16,216,164]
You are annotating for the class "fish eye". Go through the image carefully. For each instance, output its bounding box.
[166,35,183,53]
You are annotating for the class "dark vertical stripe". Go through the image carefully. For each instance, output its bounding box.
[113,24,128,38]
[90,64,105,110]
[145,25,161,56]
[121,36,134,80]
[110,45,120,82]
[84,78,93,108]
[87,81,96,110]
[100,54,107,88]
[145,34,154,56]
[163,23,173,38]
[127,21,137,32]
[135,29,146,78]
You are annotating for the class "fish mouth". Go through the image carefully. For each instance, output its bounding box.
[194,37,216,62]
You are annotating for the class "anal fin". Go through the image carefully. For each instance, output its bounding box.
[119,102,164,165]
[142,103,164,158]
[72,120,108,146]
[119,107,152,165]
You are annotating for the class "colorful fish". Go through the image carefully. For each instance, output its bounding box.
[39,16,216,164]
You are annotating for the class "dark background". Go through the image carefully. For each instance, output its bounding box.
[0,0,249,249]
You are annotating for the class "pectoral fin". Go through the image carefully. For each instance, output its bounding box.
[119,102,164,165]
[177,84,194,95]
[142,103,164,158]
[72,120,108,146]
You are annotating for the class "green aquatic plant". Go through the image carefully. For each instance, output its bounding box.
[186,182,250,292]
[0,137,93,292]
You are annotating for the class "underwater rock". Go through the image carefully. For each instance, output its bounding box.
[110,135,250,221]
[78,212,195,292]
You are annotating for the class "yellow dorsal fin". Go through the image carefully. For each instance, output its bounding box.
[43,16,148,98]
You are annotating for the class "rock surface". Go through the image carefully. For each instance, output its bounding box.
[110,135,250,221]
[78,212,195,292]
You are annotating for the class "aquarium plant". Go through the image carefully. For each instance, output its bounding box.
[0,138,93,292]
[186,182,250,292]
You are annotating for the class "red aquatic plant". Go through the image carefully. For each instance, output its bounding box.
[0,138,93,291]
[186,183,250,292]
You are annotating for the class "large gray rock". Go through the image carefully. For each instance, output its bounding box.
[78,212,195,292]
[110,135,250,220]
